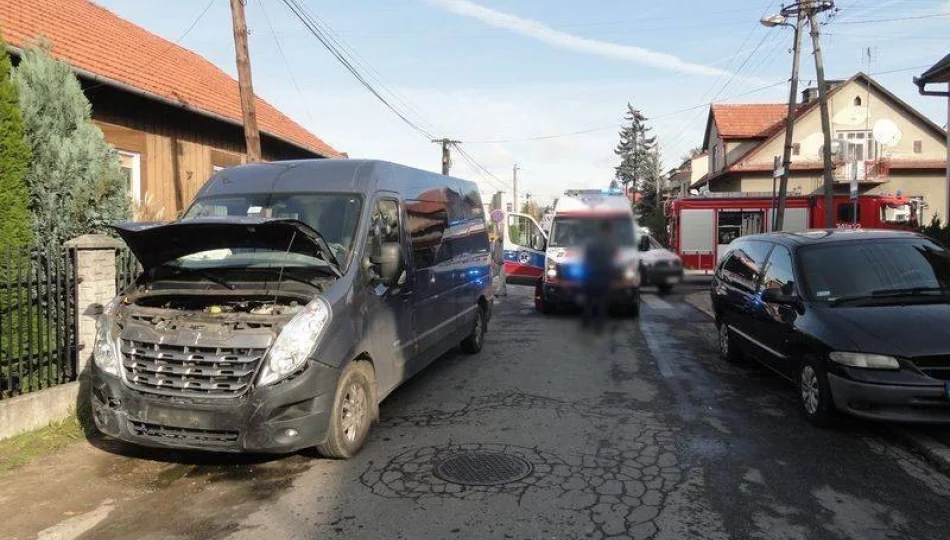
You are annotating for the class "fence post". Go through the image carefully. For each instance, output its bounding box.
[64,234,123,376]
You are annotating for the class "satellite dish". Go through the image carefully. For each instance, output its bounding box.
[873,119,902,147]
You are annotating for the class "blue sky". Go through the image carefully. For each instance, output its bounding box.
[93,0,950,204]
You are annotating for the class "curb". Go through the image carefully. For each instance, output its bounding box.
[890,428,950,476]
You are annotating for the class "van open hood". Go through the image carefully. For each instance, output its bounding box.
[110,217,341,275]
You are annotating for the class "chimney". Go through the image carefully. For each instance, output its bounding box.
[801,80,846,103]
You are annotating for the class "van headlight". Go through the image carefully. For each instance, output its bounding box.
[545,259,557,279]
[829,352,900,370]
[623,266,637,281]
[258,298,332,386]
[93,298,121,377]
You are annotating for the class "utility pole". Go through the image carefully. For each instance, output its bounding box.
[229,0,262,162]
[431,138,460,175]
[513,164,520,213]
[806,1,837,228]
[773,9,805,231]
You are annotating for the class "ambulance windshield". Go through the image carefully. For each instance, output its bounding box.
[549,216,635,247]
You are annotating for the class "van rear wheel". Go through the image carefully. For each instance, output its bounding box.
[460,305,486,354]
[317,361,376,459]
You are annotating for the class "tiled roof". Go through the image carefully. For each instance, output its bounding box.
[711,103,789,139]
[1,0,342,158]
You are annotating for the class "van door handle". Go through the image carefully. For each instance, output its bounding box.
[430,275,436,283]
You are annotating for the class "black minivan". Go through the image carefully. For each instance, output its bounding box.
[91,160,493,457]
[712,229,950,426]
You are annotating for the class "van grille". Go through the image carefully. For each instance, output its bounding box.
[909,355,950,381]
[129,420,240,446]
[120,339,266,398]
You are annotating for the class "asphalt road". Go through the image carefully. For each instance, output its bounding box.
[6,279,950,540]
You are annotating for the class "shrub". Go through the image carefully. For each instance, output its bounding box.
[14,38,129,246]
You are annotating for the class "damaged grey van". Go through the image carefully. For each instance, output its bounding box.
[90,159,493,458]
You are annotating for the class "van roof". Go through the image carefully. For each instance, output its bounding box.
[745,229,927,247]
[195,159,479,201]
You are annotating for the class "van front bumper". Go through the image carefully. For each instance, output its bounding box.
[828,373,950,423]
[90,361,340,453]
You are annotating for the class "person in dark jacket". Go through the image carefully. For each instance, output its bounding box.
[582,219,616,333]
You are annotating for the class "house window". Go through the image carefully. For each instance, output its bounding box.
[853,96,862,106]
[118,151,141,204]
[835,131,878,161]
[711,145,718,171]
[792,143,801,156]
[914,140,923,154]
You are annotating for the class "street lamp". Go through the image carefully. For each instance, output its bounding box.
[760,14,789,28]
[760,10,804,231]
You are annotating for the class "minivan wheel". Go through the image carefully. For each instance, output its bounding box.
[317,361,375,459]
[717,321,741,363]
[460,306,486,354]
[799,357,836,427]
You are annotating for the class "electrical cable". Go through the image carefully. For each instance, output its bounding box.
[280,0,436,139]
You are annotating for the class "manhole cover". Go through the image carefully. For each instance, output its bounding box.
[433,452,533,486]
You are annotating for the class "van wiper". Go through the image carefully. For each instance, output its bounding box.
[250,267,329,287]
[157,266,236,290]
[871,286,949,297]
[830,287,950,306]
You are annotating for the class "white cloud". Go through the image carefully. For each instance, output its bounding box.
[425,0,729,77]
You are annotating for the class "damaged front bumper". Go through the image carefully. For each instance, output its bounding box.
[90,360,340,453]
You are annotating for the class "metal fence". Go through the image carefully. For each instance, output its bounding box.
[116,248,140,292]
[0,245,77,399]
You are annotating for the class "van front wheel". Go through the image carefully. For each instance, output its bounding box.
[317,361,375,459]
[460,305,486,354]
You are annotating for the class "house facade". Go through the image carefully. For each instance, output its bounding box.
[2,0,342,220]
[695,73,948,223]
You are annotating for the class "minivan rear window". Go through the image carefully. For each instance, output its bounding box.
[799,239,950,302]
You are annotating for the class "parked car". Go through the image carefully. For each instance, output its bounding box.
[711,229,950,426]
[91,160,493,457]
[638,234,683,293]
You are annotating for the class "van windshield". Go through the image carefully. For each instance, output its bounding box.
[799,239,950,303]
[549,217,635,247]
[182,193,363,271]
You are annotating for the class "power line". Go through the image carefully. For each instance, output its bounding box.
[85,0,217,94]
[290,0,443,137]
[256,0,313,124]
[279,0,436,139]
[836,12,950,24]
[463,79,789,145]
[451,143,508,191]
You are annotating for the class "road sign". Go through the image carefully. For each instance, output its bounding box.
[490,209,505,223]
[850,177,859,200]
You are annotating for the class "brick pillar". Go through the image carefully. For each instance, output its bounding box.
[64,234,123,376]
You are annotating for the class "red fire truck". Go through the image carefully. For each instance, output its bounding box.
[666,193,922,271]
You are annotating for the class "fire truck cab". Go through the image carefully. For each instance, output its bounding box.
[667,193,922,271]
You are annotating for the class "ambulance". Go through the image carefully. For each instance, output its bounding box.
[504,188,642,315]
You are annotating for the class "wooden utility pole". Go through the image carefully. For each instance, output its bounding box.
[806,1,836,228]
[432,138,459,175]
[229,0,262,162]
[774,10,805,232]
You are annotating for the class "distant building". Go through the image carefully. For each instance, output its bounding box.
[694,73,947,223]
[2,0,342,220]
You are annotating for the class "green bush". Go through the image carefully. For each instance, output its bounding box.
[14,38,129,246]
[0,31,32,249]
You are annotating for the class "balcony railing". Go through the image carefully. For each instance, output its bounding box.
[834,158,890,183]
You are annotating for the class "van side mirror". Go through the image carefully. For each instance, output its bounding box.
[762,287,799,306]
[371,242,405,286]
[638,236,651,252]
